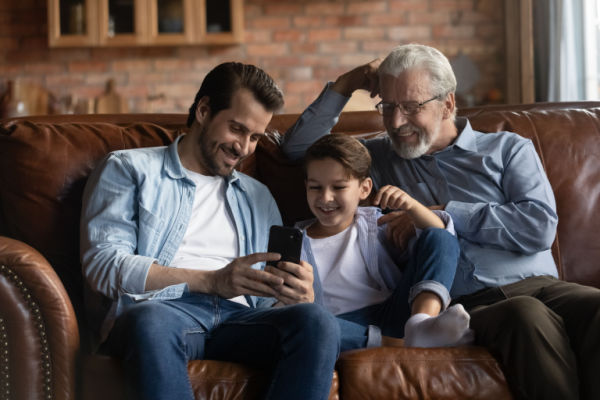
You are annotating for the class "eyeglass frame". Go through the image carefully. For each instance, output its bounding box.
[375,94,442,116]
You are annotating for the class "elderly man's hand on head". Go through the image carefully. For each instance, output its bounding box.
[332,58,382,98]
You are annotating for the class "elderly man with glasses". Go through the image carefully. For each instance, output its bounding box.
[281,44,600,400]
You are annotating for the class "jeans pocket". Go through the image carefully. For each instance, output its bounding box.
[183,329,207,360]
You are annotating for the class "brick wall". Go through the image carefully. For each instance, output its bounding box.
[0,0,505,114]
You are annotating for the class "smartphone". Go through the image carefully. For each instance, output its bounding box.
[267,225,303,267]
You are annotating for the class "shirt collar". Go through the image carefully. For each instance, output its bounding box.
[225,170,243,191]
[164,134,187,179]
[164,134,244,190]
[449,117,478,152]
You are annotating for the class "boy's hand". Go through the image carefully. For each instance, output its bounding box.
[373,185,416,211]
[265,260,315,305]
[377,210,416,251]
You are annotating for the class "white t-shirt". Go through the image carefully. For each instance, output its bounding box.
[171,169,247,306]
[309,222,391,315]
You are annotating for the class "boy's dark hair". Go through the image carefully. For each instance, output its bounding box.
[304,134,372,181]
[187,62,284,127]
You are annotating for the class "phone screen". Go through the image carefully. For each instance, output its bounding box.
[267,225,303,266]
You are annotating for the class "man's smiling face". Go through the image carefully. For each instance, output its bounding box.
[190,88,272,176]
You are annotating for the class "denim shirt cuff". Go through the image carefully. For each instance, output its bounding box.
[366,324,382,348]
[255,296,277,308]
[120,255,157,294]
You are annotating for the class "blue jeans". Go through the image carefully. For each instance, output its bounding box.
[335,228,460,351]
[100,295,340,400]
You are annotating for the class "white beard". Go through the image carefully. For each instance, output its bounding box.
[389,126,432,159]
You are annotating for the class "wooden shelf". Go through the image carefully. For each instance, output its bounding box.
[47,0,244,47]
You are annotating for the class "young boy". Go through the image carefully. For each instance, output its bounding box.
[297,134,474,350]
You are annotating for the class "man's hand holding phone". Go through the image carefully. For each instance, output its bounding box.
[265,225,315,305]
[209,252,285,299]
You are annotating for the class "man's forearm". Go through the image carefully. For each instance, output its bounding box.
[281,83,348,161]
[445,200,557,253]
[444,140,558,253]
[145,263,215,294]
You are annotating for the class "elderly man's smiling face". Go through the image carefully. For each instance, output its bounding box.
[379,68,454,159]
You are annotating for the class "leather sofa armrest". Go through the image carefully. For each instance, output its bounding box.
[0,236,79,400]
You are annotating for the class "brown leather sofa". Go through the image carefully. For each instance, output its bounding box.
[1,102,599,400]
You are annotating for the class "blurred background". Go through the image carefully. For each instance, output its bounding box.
[0,0,598,117]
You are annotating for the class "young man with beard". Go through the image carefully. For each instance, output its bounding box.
[281,44,600,400]
[80,62,340,400]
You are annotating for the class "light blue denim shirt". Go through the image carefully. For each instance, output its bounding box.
[282,84,559,297]
[297,206,455,307]
[297,206,455,347]
[81,135,282,343]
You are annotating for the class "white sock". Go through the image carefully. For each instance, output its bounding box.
[403,304,475,348]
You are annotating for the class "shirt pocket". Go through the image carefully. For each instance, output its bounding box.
[138,205,165,251]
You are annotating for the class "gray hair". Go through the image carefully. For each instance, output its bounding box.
[378,44,457,99]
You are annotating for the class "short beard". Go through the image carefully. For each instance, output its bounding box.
[197,123,235,177]
[389,126,431,159]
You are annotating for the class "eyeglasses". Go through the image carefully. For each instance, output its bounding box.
[375,95,441,116]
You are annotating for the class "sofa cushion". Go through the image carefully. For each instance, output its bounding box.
[82,354,339,400]
[336,346,512,400]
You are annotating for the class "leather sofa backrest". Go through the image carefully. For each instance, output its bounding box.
[1,103,600,325]
[0,115,186,321]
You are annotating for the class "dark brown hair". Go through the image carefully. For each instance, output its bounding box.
[304,134,372,181]
[187,62,284,127]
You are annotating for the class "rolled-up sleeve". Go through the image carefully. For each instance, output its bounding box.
[80,154,154,300]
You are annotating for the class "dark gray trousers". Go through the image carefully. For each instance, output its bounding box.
[453,276,600,400]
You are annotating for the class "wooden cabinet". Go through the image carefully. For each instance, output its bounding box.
[47,0,243,47]
[48,0,98,46]
[98,0,147,46]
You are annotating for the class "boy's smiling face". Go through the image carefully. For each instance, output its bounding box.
[305,157,372,238]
